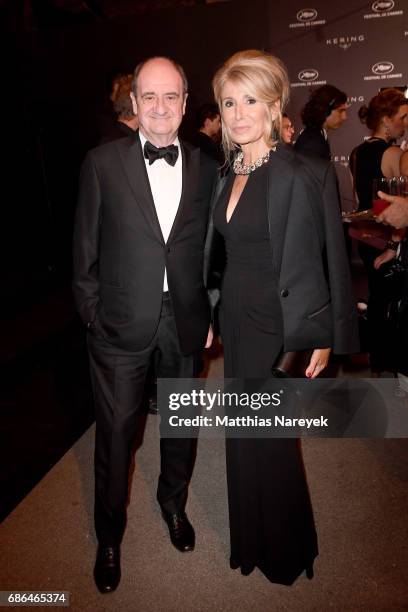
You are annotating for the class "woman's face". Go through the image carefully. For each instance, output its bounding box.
[220,80,271,148]
[384,104,408,140]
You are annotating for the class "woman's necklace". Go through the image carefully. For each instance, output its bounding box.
[233,148,275,175]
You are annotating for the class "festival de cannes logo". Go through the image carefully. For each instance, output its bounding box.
[297,8,317,21]
[298,69,319,82]
[364,60,402,81]
[372,61,394,75]
[372,0,394,11]
[291,69,326,88]
[289,8,326,28]
[364,0,402,19]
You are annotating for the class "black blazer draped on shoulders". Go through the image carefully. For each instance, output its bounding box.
[205,144,359,355]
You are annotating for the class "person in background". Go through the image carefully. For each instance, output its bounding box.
[195,102,223,163]
[349,89,408,375]
[351,89,408,213]
[294,84,348,160]
[377,192,408,229]
[400,148,408,176]
[376,191,408,391]
[96,72,131,143]
[98,75,139,144]
[281,112,294,144]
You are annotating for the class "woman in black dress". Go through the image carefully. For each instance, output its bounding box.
[210,50,358,585]
[349,89,408,374]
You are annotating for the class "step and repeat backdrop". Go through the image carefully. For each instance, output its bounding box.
[268,0,407,210]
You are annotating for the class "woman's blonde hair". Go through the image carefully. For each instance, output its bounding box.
[212,49,290,157]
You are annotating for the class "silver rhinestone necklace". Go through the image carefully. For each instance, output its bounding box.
[233,148,276,175]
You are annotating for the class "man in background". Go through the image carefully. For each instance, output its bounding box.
[294,84,348,160]
[195,102,223,163]
[98,74,139,144]
[281,113,294,145]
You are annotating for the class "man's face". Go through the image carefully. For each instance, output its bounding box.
[281,116,294,144]
[324,103,348,130]
[131,58,187,146]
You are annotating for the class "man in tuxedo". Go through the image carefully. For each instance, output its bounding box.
[73,56,216,593]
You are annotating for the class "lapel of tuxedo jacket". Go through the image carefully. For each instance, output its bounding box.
[117,132,164,243]
[267,145,297,277]
[167,141,200,244]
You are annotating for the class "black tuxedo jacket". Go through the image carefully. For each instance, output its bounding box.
[294,126,331,161]
[205,144,359,355]
[73,131,217,354]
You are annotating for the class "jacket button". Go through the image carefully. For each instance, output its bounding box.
[280,288,289,298]
[167,247,171,253]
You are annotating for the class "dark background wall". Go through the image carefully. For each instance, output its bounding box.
[4,0,408,313]
[4,0,268,313]
[267,0,408,211]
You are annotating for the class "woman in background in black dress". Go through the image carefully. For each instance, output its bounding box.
[210,50,358,585]
[350,89,408,374]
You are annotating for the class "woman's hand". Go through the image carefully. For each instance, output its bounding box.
[373,248,396,270]
[205,324,214,348]
[305,348,331,378]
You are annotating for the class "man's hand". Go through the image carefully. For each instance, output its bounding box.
[205,325,214,349]
[305,348,331,379]
[376,192,408,229]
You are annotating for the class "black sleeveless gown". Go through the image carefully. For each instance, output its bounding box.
[351,139,398,373]
[214,159,318,585]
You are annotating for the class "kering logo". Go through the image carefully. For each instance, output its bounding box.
[364,0,403,19]
[291,69,326,88]
[297,8,317,21]
[332,155,350,168]
[372,61,394,75]
[326,34,365,50]
[299,69,318,82]
[289,8,326,28]
[372,0,394,11]
[364,60,402,81]
[348,96,365,104]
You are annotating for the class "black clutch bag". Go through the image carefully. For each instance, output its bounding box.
[271,351,313,378]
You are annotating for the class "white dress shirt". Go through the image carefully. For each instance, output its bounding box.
[139,131,182,292]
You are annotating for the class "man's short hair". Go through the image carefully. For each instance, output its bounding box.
[113,75,135,120]
[196,103,220,129]
[301,84,347,129]
[131,56,188,96]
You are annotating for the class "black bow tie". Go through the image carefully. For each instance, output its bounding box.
[143,141,179,166]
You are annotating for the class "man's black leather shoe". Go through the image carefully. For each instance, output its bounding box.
[93,545,121,593]
[162,512,195,552]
